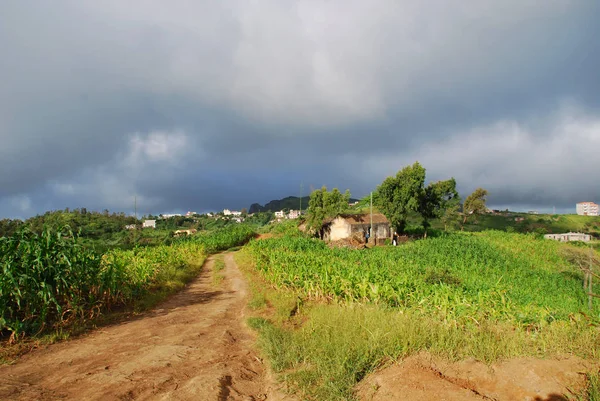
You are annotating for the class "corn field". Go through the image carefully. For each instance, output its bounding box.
[180,224,256,253]
[1,224,255,338]
[246,231,599,326]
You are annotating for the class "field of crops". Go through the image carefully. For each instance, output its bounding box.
[182,224,256,252]
[1,224,256,338]
[246,231,600,326]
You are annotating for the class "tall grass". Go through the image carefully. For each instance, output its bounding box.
[242,230,600,400]
[246,231,599,326]
[1,224,256,339]
[1,227,103,336]
[180,224,256,253]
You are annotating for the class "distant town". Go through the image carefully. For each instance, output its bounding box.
[138,208,306,229]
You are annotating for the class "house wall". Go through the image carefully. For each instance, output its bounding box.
[324,217,391,243]
[373,223,390,239]
[327,217,353,241]
[577,202,599,216]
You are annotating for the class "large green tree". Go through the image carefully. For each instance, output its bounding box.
[376,162,426,234]
[306,186,351,234]
[462,188,489,225]
[418,178,459,237]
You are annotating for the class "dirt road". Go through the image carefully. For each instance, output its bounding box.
[0,253,291,401]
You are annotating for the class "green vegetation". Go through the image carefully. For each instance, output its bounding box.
[249,196,310,214]
[180,224,255,253]
[375,161,426,234]
[375,161,462,235]
[246,231,598,324]
[306,186,351,232]
[459,212,600,237]
[241,229,600,400]
[1,224,256,340]
[418,177,459,237]
[0,226,205,339]
[462,187,489,225]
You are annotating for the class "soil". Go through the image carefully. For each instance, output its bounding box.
[0,254,294,401]
[355,352,595,401]
[1,252,597,401]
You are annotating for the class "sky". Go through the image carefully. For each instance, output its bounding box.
[1,1,599,219]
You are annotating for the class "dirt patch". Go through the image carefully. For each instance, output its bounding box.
[0,254,294,401]
[356,352,594,401]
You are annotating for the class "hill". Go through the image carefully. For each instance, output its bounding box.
[249,196,359,214]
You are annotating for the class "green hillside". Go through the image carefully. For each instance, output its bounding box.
[250,196,359,214]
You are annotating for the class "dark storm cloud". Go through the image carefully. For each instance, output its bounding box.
[1,0,599,218]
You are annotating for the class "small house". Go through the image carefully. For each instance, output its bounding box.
[322,214,391,244]
[544,232,591,242]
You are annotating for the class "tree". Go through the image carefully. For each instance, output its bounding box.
[376,162,426,234]
[306,186,351,235]
[462,188,489,225]
[441,204,461,232]
[419,178,459,237]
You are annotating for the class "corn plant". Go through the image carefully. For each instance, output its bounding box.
[245,231,599,326]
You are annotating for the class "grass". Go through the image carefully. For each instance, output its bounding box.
[239,230,600,401]
[243,297,600,401]
[2,224,258,362]
[246,231,600,325]
[573,371,600,401]
[212,255,225,286]
[586,372,600,401]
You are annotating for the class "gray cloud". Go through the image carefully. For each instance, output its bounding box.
[1,1,599,218]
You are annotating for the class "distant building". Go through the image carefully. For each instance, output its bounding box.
[322,214,391,245]
[274,211,285,219]
[544,232,591,242]
[185,211,198,217]
[174,229,197,236]
[528,210,539,215]
[142,220,156,229]
[160,214,182,219]
[288,210,300,219]
[576,202,599,216]
[223,209,242,216]
[125,224,137,230]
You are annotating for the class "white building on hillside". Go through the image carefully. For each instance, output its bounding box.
[544,232,591,242]
[288,210,300,219]
[223,209,242,216]
[160,213,182,219]
[576,202,599,216]
[143,220,156,229]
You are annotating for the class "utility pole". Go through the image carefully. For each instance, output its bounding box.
[370,191,373,245]
[134,195,138,247]
[300,182,303,215]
